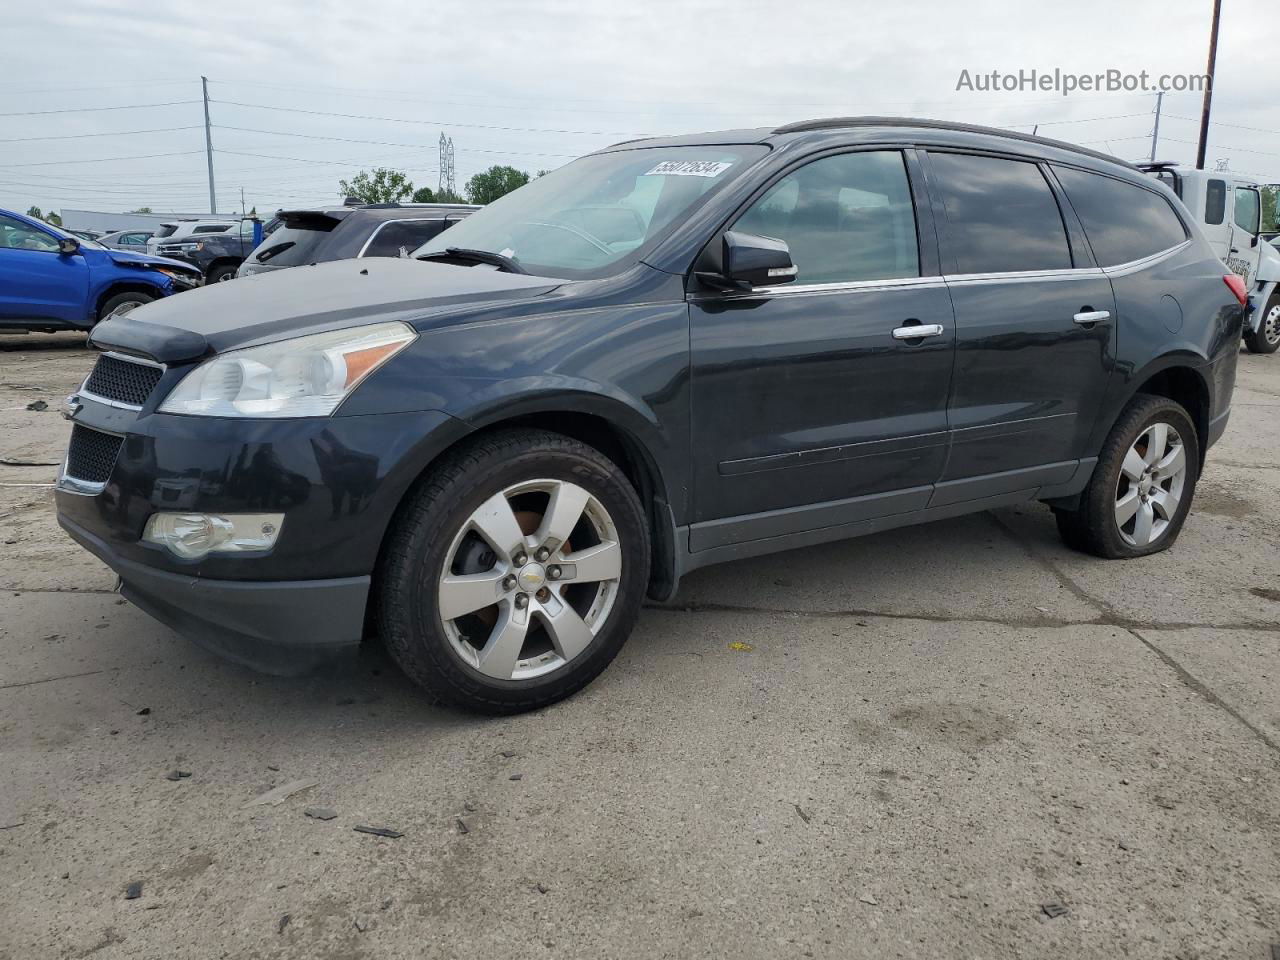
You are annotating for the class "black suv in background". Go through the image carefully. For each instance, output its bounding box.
[236,202,478,278]
[155,221,260,283]
[59,118,1242,714]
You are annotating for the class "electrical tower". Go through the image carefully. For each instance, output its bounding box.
[439,133,456,198]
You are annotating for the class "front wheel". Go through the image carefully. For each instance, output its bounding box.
[97,291,155,322]
[378,429,649,714]
[206,263,238,283]
[1053,394,1199,559]
[1244,292,1280,354]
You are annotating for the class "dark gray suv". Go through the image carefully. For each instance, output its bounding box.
[58,118,1243,713]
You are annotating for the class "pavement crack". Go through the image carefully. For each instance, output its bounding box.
[0,668,108,690]
[986,511,1122,620]
[1127,627,1280,756]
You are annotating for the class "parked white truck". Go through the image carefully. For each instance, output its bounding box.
[1140,162,1280,354]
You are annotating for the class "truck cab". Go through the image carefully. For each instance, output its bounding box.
[1140,162,1280,353]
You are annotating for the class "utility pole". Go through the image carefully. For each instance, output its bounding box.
[201,76,217,213]
[1196,0,1222,170]
[240,187,246,218]
[1150,91,1164,162]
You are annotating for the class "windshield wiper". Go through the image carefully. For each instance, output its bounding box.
[418,247,527,274]
[254,241,295,264]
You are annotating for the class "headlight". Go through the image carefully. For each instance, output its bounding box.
[158,321,416,418]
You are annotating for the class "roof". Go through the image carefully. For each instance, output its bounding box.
[606,116,1139,174]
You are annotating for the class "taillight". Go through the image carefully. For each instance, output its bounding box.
[1224,274,1248,307]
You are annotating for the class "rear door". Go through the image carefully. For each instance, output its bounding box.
[0,214,90,326]
[925,150,1118,500]
[688,148,956,549]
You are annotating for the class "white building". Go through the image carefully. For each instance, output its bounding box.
[59,208,232,233]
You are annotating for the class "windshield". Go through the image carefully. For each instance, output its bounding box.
[415,145,768,279]
[47,222,104,249]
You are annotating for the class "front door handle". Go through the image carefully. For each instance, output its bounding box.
[891,323,945,341]
[1073,310,1111,325]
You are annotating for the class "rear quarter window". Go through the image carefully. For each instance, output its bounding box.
[929,152,1073,274]
[361,219,446,258]
[1053,166,1188,267]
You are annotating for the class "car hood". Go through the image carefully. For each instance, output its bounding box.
[90,257,564,363]
[107,250,202,273]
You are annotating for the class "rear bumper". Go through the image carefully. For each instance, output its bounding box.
[61,515,367,674]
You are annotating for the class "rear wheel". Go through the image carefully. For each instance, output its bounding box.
[207,263,238,283]
[1053,394,1199,559]
[378,429,649,713]
[97,291,155,322]
[1243,292,1280,354]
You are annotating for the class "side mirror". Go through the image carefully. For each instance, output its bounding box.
[698,231,797,291]
[58,237,80,256]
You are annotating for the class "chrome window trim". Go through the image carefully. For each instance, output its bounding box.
[1101,239,1193,278]
[697,275,947,301]
[357,218,445,258]
[943,266,1106,285]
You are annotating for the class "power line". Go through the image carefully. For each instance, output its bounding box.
[214,125,578,158]
[0,100,200,117]
[0,150,206,168]
[0,125,202,143]
[1164,113,1280,138]
[212,98,653,138]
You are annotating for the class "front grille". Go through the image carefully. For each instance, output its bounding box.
[65,425,123,485]
[83,354,163,407]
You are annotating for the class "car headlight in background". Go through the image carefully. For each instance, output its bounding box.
[143,512,283,559]
[158,321,417,418]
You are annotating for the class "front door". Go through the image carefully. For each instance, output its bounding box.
[925,151,1118,496]
[0,214,89,327]
[688,149,955,551]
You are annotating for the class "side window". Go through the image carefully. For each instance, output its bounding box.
[193,224,229,234]
[0,215,59,252]
[363,220,445,258]
[929,152,1072,274]
[731,150,919,285]
[1234,187,1261,235]
[1053,166,1189,267]
[1205,180,1226,225]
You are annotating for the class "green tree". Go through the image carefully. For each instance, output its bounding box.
[411,186,436,203]
[339,168,415,204]
[465,165,529,205]
[26,206,43,220]
[45,211,61,226]
[129,207,153,214]
[434,188,466,204]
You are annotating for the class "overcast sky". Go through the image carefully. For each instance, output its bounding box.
[2,0,1278,218]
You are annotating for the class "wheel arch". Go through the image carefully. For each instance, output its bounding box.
[1115,357,1212,467]
[92,279,167,321]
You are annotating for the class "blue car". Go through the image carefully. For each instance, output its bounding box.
[0,208,202,332]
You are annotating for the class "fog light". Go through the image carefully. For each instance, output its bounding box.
[143,512,284,559]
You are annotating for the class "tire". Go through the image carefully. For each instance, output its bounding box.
[1243,292,1280,354]
[97,291,155,322]
[377,429,649,714]
[207,263,238,283]
[1053,393,1199,559]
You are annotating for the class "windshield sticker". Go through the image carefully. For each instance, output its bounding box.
[644,160,733,178]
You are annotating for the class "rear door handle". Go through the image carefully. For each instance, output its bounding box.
[1073,310,1111,325]
[891,323,945,341]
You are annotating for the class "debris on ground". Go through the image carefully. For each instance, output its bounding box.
[793,803,811,824]
[243,779,318,807]
[463,800,476,812]
[163,770,192,781]
[267,765,280,772]
[1153,795,1178,810]
[456,818,470,835]
[354,917,368,933]
[499,750,517,758]
[1041,902,1069,919]
[509,773,523,781]
[728,641,753,651]
[124,881,143,900]
[353,824,403,839]
[0,457,59,467]
[25,400,48,411]
[277,914,291,935]
[536,883,549,894]
[857,893,878,906]
[135,707,150,716]
[304,806,337,821]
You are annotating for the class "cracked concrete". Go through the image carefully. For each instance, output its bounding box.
[1,332,1279,960]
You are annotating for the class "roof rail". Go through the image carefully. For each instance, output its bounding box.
[772,117,1140,171]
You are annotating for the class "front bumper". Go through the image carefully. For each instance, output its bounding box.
[61,516,367,674]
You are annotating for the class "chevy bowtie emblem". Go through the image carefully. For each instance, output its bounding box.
[62,394,82,421]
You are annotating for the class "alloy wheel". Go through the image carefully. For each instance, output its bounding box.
[1114,422,1187,547]
[1265,304,1280,346]
[437,478,623,681]
[109,300,144,318]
